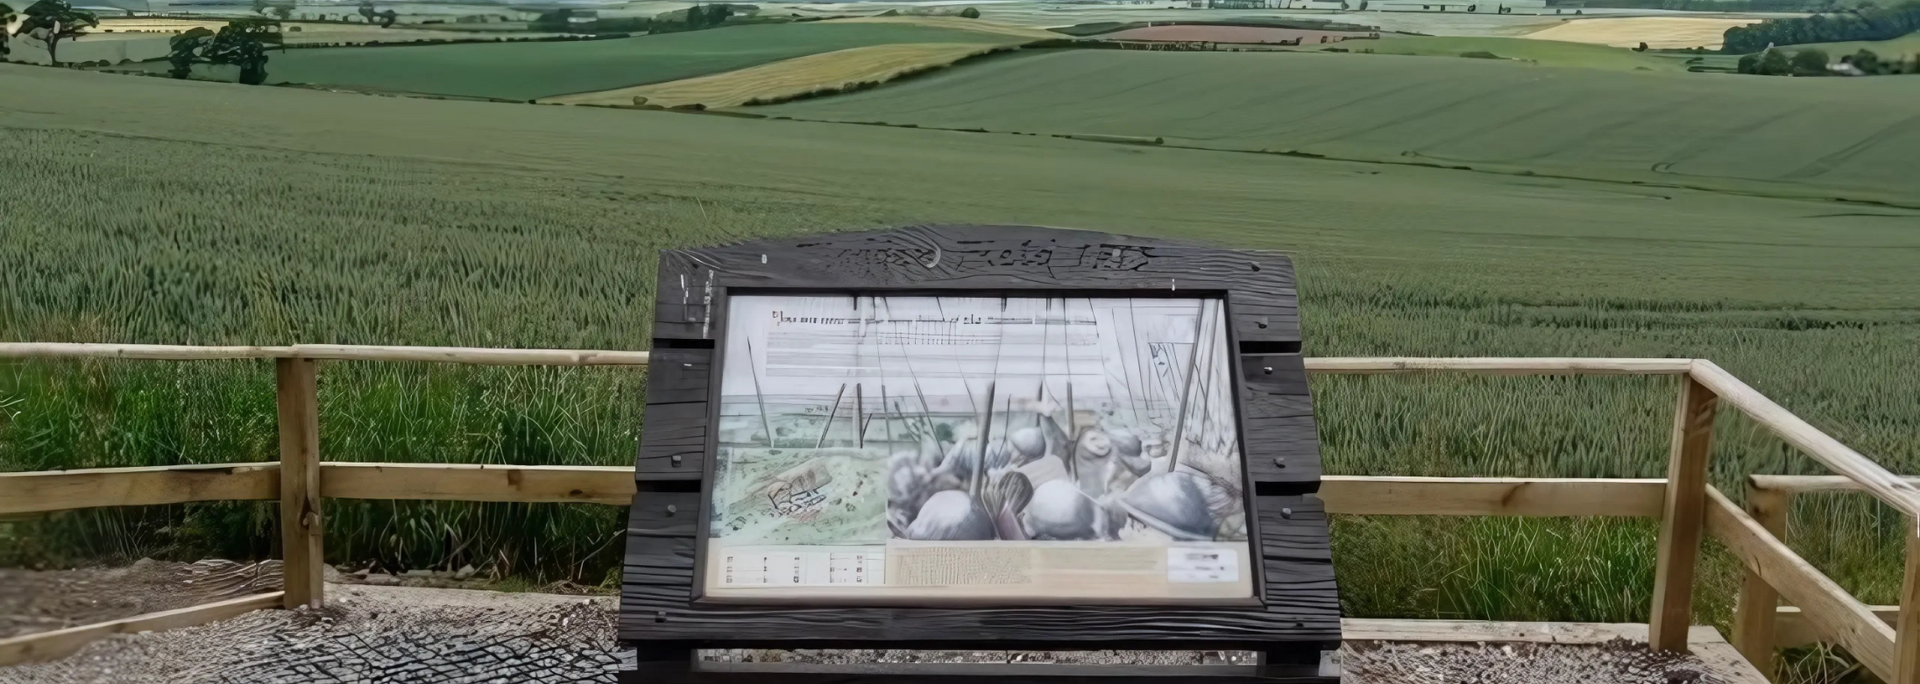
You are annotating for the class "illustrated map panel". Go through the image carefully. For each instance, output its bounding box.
[704,295,1254,603]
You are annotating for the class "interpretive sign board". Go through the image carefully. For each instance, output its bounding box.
[620,225,1340,683]
[707,295,1253,604]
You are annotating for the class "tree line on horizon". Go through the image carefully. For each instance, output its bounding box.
[1722,0,1920,53]
[2,0,98,65]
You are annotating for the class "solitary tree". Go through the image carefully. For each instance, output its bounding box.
[170,18,278,83]
[18,0,98,66]
[1791,48,1829,74]
[1849,48,1884,74]
[165,26,213,78]
[1757,48,1790,74]
[205,17,279,83]
[1,3,16,59]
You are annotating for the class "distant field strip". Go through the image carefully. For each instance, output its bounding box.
[1103,25,1368,44]
[1522,17,1765,50]
[1792,32,1920,59]
[143,22,1019,100]
[763,49,1920,203]
[96,17,570,46]
[1343,36,1685,71]
[824,16,1062,41]
[546,43,1004,108]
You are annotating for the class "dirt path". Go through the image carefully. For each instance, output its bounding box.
[0,560,281,640]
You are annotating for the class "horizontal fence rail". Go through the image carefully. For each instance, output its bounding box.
[0,463,279,515]
[0,468,1670,518]
[2,343,1689,374]
[0,343,653,366]
[0,346,1911,683]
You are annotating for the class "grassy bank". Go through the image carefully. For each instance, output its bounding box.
[2,62,1918,674]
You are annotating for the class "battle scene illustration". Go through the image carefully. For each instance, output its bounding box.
[709,295,1248,548]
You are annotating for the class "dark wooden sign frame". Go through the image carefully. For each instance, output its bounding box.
[621,225,1340,683]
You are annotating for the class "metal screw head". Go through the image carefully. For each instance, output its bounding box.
[1281,507,1294,518]
[1272,457,1286,469]
[1263,367,1274,375]
[1250,262,1261,272]
[670,454,683,466]
[1257,321,1268,329]
[666,504,678,516]
[683,362,692,368]
[655,611,666,623]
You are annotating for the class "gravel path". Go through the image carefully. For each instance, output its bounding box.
[0,560,280,640]
[1,577,1743,684]
[0,585,626,684]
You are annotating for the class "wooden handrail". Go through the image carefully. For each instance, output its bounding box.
[0,466,1668,518]
[321,462,636,505]
[1751,474,1920,495]
[1304,357,1694,375]
[0,343,293,360]
[0,463,279,515]
[0,343,652,366]
[286,344,652,366]
[1,344,1697,374]
[1691,360,1920,521]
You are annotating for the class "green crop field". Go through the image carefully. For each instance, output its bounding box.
[1791,32,1920,60]
[3,56,1918,681]
[1342,36,1690,71]
[761,49,1920,205]
[144,22,1022,100]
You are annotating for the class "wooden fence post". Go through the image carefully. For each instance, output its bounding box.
[1650,374,1718,652]
[1897,519,1920,684]
[275,358,323,610]
[1733,483,1789,679]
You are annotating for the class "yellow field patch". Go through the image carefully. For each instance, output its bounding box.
[92,17,566,46]
[1521,17,1765,50]
[546,42,1004,109]
[825,16,1061,41]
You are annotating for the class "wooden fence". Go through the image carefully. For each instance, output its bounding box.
[0,344,1912,682]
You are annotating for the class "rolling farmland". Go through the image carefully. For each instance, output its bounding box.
[546,42,1007,108]
[1329,36,1688,71]
[1520,16,1763,50]
[151,22,1023,100]
[763,49,1920,204]
[3,33,1920,654]
[1792,32,1920,59]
